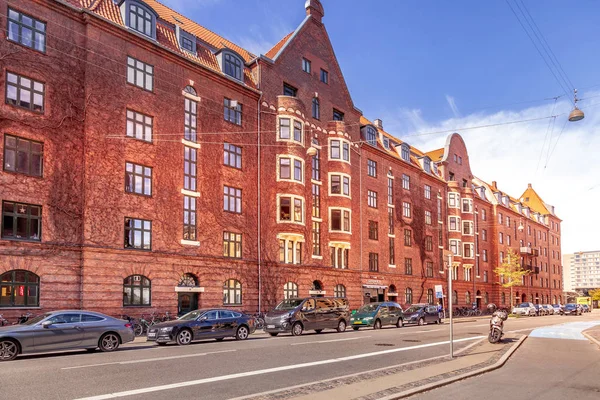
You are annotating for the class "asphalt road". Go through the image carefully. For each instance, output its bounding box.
[1,313,595,400]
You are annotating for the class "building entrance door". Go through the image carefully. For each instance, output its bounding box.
[178,293,198,316]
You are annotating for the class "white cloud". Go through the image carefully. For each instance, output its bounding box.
[446,95,460,117]
[381,93,600,254]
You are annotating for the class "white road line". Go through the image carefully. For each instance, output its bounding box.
[411,329,443,333]
[73,336,484,400]
[290,336,371,346]
[61,349,236,370]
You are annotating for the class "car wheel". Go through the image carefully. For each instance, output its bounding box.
[0,339,19,361]
[268,332,279,337]
[337,319,347,333]
[396,318,403,328]
[176,329,193,345]
[292,322,303,336]
[235,325,249,341]
[353,327,359,331]
[418,318,425,326]
[99,333,120,352]
[373,319,382,330]
[134,324,144,337]
[315,329,323,334]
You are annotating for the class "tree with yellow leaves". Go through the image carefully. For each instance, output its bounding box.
[494,248,531,308]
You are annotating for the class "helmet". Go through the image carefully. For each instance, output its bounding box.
[487,303,497,313]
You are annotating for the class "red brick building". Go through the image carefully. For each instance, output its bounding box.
[0,0,563,318]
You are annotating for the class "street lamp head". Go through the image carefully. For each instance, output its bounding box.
[518,224,524,232]
[306,146,318,157]
[568,107,584,122]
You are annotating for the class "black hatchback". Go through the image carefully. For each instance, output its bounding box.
[147,309,255,345]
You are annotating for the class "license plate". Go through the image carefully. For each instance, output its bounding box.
[353,321,363,324]
[147,332,156,338]
[267,325,275,329]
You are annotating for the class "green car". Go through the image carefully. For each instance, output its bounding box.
[350,302,404,330]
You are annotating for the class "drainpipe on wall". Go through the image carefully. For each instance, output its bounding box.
[255,58,262,313]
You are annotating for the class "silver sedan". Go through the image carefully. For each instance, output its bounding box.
[0,310,134,361]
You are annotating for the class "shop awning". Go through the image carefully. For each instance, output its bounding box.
[362,284,388,289]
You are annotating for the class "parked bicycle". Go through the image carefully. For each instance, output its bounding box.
[0,314,10,326]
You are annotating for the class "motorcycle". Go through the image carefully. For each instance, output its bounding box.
[488,309,508,343]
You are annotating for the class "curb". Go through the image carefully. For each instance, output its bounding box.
[582,332,600,349]
[379,335,528,400]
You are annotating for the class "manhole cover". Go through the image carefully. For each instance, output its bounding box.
[375,343,395,347]
[403,339,421,342]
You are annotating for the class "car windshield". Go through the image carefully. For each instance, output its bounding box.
[565,304,576,309]
[357,304,379,313]
[405,306,423,313]
[275,299,304,310]
[518,303,529,308]
[23,314,49,326]
[178,310,206,321]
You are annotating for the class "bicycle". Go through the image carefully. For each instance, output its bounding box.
[0,314,10,326]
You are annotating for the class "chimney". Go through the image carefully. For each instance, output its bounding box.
[528,183,532,188]
[492,181,497,190]
[374,119,383,129]
[305,0,324,23]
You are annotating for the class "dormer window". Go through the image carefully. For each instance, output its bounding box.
[223,52,243,81]
[383,137,390,149]
[400,144,410,161]
[122,1,157,39]
[176,26,196,54]
[423,157,431,173]
[365,126,377,147]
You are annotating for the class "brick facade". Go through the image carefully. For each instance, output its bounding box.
[0,0,563,319]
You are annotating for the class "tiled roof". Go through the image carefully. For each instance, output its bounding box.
[265,31,294,59]
[425,148,444,162]
[519,185,552,215]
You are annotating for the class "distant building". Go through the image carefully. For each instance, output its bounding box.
[563,251,600,292]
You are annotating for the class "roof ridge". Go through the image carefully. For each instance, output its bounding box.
[265,31,294,59]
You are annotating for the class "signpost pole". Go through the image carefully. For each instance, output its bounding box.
[447,253,454,358]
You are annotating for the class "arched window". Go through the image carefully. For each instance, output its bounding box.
[501,292,506,305]
[334,284,346,298]
[311,280,323,291]
[178,273,198,287]
[184,85,197,96]
[223,279,242,305]
[0,270,39,307]
[123,275,151,306]
[312,97,320,120]
[401,143,410,161]
[405,287,413,304]
[126,1,156,39]
[427,288,434,305]
[553,295,557,304]
[366,126,377,146]
[466,291,471,305]
[223,52,243,81]
[453,290,458,305]
[283,282,298,299]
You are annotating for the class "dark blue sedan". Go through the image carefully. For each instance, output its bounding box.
[146,309,255,345]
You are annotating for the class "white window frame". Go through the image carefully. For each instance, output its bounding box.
[463,243,474,259]
[461,198,473,213]
[277,194,305,226]
[450,239,462,256]
[277,116,304,146]
[328,172,351,198]
[277,233,305,264]
[448,216,461,232]
[276,154,305,185]
[448,192,460,208]
[402,174,410,190]
[328,137,351,164]
[462,220,474,235]
[402,201,411,218]
[329,241,351,269]
[329,207,352,234]
[424,184,431,199]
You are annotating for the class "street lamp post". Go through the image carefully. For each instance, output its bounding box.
[445,250,454,358]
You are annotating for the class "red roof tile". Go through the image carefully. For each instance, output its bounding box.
[265,31,294,59]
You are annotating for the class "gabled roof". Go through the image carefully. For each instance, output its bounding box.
[425,148,444,162]
[519,184,552,215]
[265,31,294,59]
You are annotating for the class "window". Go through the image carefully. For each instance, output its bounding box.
[123,275,151,306]
[402,174,410,190]
[507,235,511,246]
[329,139,349,162]
[401,144,410,161]
[183,195,196,241]
[284,282,298,299]
[3,135,43,177]
[224,186,242,213]
[466,291,471,305]
[279,237,303,264]
[389,237,395,265]
[312,222,321,256]
[7,8,46,52]
[283,83,297,97]
[125,162,152,196]
[498,213,503,224]
[482,229,487,241]
[223,279,242,305]
[331,246,349,269]
[449,216,460,232]
[330,208,350,232]
[388,207,394,235]
[405,258,413,275]
[224,143,242,169]
[2,201,41,241]
[0,270,39,307]
[463,243,474,258]
[367,159,377,177]
[312,97,320,119]
[507,216,511,227]
[223,232,242,258]
[5,71,44,112]
[426,261,434,277]
[320,68,328,83]
[423,158,431,173]
[312,184,321,218]
[224,98,242,125]
[279,196,304,224]
[330,174,350,196]
[388,176,394,205]
[481,209,486,220]
[223,53,242,81]
[127,56,153,91]
[484,271,488,282]
[302,58,311,73]
[452,290,458,304]
[183,97,198,142]
[449,239,461,256]
[425,211,432,225]
[462,221,473,235]
[425,236,433,251]
[178,28,196,53]
[312,150,321,180]
[404,229,412,246]
[483,249,488,262]
[333,109,344,121]
[437,197,442,222]
[499,251,504,264]
[334,284,346,298]
[368,220,378,240]
[369,253,379,272]
[499,232,503,244]
[448,192,459,208]
[462,198,473,213]
[127,1,156,38]
[427,288,434,304]
[402,202,411,218]
[424,185,431,199]
[124,218,151,250]
[279,157,304,183]
[126,109,153,142]
[368,190,378,208]
[278,118,302,144]
[366,127,377,146]
[184,146,197,191]
[405,287,413,304]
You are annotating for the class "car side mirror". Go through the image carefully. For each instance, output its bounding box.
[42,321,53,328]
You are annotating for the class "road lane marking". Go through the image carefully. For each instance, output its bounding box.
[290,336,371,346]
[73,336,484,400]
[61,349,236,370]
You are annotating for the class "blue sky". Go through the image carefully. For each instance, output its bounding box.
[162,0,600,256]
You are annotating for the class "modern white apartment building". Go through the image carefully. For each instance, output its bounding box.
[563,251,600,291]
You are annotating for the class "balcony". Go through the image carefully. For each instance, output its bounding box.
[520,247,539,256]
[523,265,540,274]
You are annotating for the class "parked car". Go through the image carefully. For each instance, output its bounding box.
[552,304,562,315]
[562,303,582,316]
[581,304,590,313]
[0,310,134,361]
[147,309,255,345]
[534,304,547,316]
[512,302,537,316]
[542,305,554,315]
[350,302,404,330]
[403,304,442,326]
[264,297,349,336]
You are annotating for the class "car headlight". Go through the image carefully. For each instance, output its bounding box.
[350,317,355,321]
[280,312,293,320]
[411,314,419,318]
[160,327,173,333]
[363,317,373,321]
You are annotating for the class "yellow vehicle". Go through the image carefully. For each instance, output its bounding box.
[576,297,591,306]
